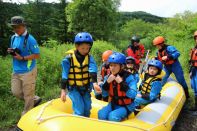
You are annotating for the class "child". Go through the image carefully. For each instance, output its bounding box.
[60,32,101,117]
[126,56,139,83]
[153,36,190,99]
[98,52,137,122]
[101,50,113,81]
[95,50,113,101]
[134,60,165,108]
[189,31,197,111]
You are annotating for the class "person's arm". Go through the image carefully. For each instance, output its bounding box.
[89,55,102,93]
[61,56,71,89]
[135,73,139,83]
[121,75,137,99]
[89,55,98,83]
[60,56,71,102]
[23,35,40,60]
[102,76,110,91]
[23,54,40,60]
[167,46,180,59]
[89,55,98,82]
[13,36,40,60]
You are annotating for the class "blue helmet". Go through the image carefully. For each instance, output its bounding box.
[74,32,93,45]
[126,56,135,64]
[108,52,126,64]
[148,60,163,70]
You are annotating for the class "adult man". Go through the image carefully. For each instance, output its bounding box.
[7,16,41,115]
[126,36,145,70]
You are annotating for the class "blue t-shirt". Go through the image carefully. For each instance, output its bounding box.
[10,32,40,74]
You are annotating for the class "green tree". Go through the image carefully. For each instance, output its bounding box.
[22,0,68,44]
[0,2,22,56]
[50,0,68,43]
[118,19,154,40]
[66,0,120,40]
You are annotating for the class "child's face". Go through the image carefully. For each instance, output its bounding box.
[126,63,134,68]
[195,37,197,44]
[156,44,163,50]
[133,42,139,47]
[109,63,121,75]
[76,43,91,56]
[148,66,159,76]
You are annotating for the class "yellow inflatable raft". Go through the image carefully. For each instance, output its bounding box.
[16,79,185,131]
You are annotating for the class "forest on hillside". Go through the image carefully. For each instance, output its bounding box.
[0,0,166,56]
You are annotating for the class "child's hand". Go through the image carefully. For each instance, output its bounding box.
[93,83,102,94]
[107,74,116,83]
[162,56,168,61]
[60,89,67,102]
[115,75,123,83]
[137,93,142,97]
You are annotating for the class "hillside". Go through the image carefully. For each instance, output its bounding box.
[118,11,165,27]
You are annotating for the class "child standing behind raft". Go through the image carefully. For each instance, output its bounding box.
[60,32,101,117]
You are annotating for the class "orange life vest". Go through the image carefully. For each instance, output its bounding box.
[157,46,175,65]
[190,48,197,67]
[108,81,133,105]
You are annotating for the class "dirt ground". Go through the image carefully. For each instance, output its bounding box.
[172,110,197,131]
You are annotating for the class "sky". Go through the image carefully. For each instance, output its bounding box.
[119,0,197,17]
[3,0,197,17]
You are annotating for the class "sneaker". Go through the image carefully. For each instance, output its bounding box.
[34,97,42,107]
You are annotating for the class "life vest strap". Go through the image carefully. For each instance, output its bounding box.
[69,71,89,74]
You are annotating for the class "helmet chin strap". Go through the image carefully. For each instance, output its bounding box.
[111,64,123,76]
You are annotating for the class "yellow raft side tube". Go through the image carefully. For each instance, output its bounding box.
[17,79,185,131]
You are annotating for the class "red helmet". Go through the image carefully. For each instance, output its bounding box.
[102,50,113,62]
[153,36,165,45]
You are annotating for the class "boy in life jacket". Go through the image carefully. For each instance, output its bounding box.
[134,60,165,108]
[60,32,101,117]
[189,31,197,111]
[95,50,113,101]
[98,52,137,122]
[126,36,145,70]
[153,36,190,99]
[125,56,139,83]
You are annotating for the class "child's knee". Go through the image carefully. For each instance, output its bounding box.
[108,112,121,122]
[98,109,107,120]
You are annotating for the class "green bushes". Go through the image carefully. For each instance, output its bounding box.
[91,40,120,65]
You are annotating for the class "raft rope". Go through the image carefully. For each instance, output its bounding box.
[147,85,185,131]
[36,100,148,131]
